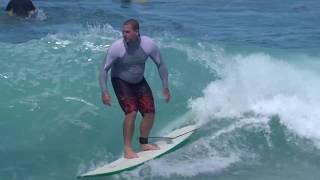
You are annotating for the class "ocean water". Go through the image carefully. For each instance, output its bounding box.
[1,0,320,179]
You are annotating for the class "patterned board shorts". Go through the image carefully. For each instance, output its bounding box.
[111,77,155,115]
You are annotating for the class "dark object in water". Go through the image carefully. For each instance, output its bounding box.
[5,0,36,17]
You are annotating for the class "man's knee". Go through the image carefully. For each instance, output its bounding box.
[125,111,137,120]
[143,112,155,120]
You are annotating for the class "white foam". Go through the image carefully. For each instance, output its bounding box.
[164,40,225,73]
[146,155,238,178]
[46,24,120,53]
[189,52,320,146]
[0,73,9,79]
[63,96,98,109]
[34,9,47,21]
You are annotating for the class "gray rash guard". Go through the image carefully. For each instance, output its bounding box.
[99,36,168,94]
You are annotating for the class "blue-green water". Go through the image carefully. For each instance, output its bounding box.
[1,0,320,179]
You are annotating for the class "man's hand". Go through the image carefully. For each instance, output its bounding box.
[101,92,111,106]
[163,88,171,103]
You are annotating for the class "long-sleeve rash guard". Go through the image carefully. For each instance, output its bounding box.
[99,35,168,94]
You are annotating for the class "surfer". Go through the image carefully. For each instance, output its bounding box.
[99,19,171,159]
[5,0,36,17]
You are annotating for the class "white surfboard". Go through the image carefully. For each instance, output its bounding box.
[79,125,197,177]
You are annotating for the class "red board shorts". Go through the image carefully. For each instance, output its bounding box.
[111,77,155,116]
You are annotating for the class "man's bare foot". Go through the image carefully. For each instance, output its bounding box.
[141,144,160,151]
[124,149,139,159]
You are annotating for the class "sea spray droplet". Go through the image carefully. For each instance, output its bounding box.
[0,74,8,79]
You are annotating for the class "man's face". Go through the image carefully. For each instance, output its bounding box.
[122,24,139,43]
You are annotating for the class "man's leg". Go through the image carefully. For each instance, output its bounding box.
[123,111,138,159]
[140,113,160,151]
